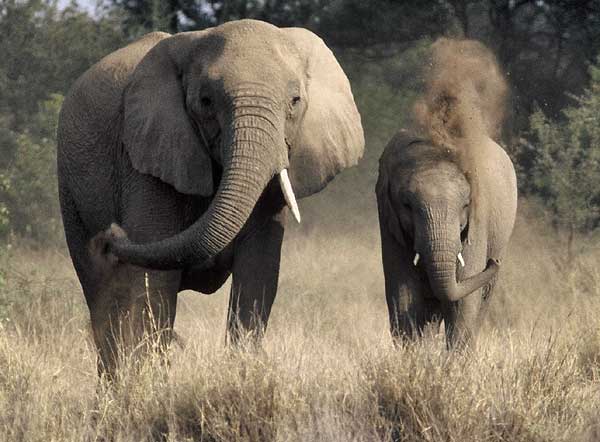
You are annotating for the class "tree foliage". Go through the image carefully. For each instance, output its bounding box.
[0,0,125,131]
[453,0,600,130]
[527,58,600,234]
[0,95,63,241]
[109,0,455,43]
[0,0,126,243]
[0,0,599,244]
[110,0,329,35]
[110,0,600,133]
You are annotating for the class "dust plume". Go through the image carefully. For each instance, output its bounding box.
[413,37,508,149]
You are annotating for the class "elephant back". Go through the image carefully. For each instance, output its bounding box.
[380,129,426,164]
[58,32,170,158]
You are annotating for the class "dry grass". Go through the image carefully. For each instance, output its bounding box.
[0,200,599,441]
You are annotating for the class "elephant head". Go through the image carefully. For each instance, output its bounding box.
[104,20,364,269]
[377,138,498,302]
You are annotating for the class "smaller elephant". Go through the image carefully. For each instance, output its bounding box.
[376,131,517,348]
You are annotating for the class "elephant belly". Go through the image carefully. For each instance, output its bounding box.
[179,246,233,294]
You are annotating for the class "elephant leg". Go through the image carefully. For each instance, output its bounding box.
[89,171,190,376]
[89,265,180,376]
[442,242,491,349]
[379,221,431,342]
[227,190,287,344]
[442,251,486,349]
[391,296,441,342]
[59,183,97,308]
[442,291,482,350]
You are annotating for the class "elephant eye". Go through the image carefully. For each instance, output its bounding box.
[291,96,301,106]
[200,96,212,107]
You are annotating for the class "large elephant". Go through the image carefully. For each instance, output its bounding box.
[376,131,516,348]
[57,19,363,374]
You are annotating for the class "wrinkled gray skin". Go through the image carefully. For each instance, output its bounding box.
[376,132,516,348]
[57,20,363,375]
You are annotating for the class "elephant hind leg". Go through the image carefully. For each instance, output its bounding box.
[89,265,181,378]
[59,183,98,308]
[60,185,181,376]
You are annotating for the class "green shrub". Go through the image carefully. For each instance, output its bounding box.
[527,57,600,239]
[0,94,63,244]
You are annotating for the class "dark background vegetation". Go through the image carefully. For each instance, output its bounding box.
[0,0,599,246]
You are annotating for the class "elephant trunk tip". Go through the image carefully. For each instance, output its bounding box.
[445,258,500,302]
[89,223,130,272]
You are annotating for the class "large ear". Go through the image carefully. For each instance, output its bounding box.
[375,159,406,249]
[283,28,364,198]
[122,33,213,196]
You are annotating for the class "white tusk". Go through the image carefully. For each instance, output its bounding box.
[413,253,420,266]
[457,252,465,267]
[279,169,301,223]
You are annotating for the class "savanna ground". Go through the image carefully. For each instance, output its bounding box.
[1,193,600,442]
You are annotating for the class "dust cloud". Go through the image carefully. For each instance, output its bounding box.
[413,37,509,149]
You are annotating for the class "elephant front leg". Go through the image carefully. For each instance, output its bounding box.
[380,224,434,342]
[444,272,499,349]
[227,200,287,344]
[442,292,482,350]
[89,170,188,377]
[386,278,437,342]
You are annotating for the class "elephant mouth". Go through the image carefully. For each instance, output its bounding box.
[460,221,469,246]
[198,125,223,162]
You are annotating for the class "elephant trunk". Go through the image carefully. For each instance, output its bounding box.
[109,97,288,269]
[420,232,498,303]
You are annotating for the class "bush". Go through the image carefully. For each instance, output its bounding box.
[526,56,600,244]
[0,0,126,246]
[0,94,63,244]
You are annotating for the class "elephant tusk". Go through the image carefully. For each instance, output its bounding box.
[413,253,420,266]
[457,252,465,267]
[279,169,301,223]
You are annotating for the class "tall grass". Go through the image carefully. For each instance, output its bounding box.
[0,200,599,441]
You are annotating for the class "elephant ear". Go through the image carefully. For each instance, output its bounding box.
[284,28,364,198]
[376,131,426,248]
[375,160,406,249]
[122,34,213,196]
